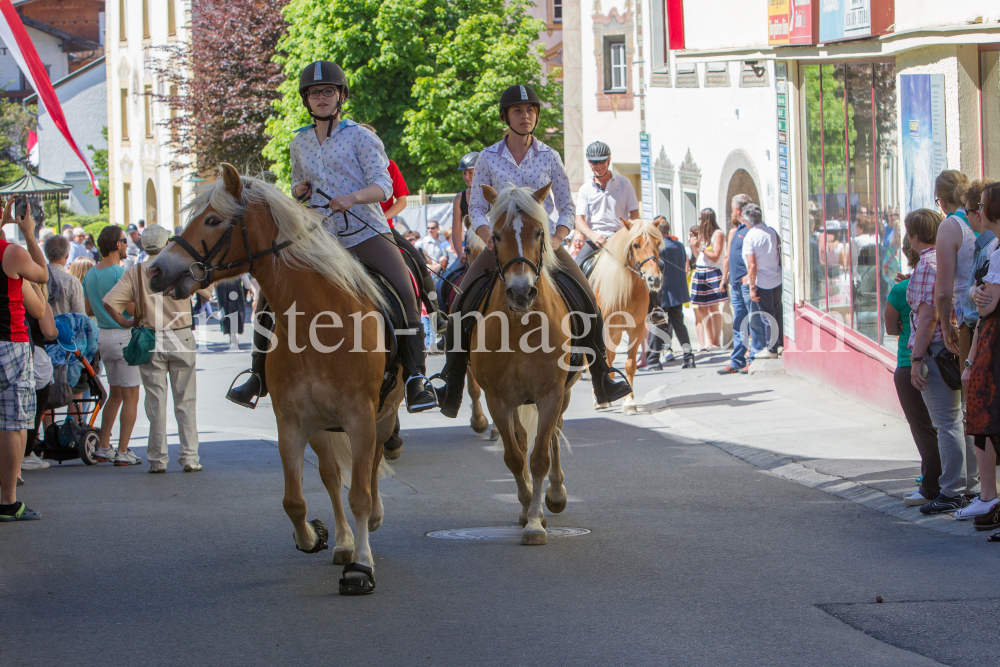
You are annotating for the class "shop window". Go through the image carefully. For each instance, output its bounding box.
[983,49,1000,180]
[604,38,627,92]
[800,62,899,350]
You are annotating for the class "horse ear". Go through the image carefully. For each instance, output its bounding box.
[481,185,498,205]
[620,217,633,231]
[532,182,552,204]
[220,163,242,200]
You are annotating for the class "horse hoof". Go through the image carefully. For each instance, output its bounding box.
[521,526,547,546]
[471,416,489,434]
[383,445,402,461]
[368,515,383,532]
[332,546,353,566]
[489,426,500,441]
[545,489,567,514]
[295,519,329,554]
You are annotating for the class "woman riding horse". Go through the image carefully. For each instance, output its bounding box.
[434,84,632,417]
[227,61,437,413]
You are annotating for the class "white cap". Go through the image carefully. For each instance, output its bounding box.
[140,224,171,255]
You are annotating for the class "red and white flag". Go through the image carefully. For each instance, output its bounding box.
[26,129,37,167]
[0,1,99,194]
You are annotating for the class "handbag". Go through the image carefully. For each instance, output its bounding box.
[934,347,963,391]
[123,262,156,366]
[47,364,73,408]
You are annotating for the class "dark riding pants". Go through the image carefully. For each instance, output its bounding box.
[350,233,421,324]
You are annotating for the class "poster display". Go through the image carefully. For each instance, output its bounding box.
[639,133,653,220]
[769,0,815,46]
[900,73,946,215]
[819,0,871,42]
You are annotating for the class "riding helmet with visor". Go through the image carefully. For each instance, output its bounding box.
[457,151,480,171]
[299,61,349,136]
[586,141,611,162]
[498,84,541,137]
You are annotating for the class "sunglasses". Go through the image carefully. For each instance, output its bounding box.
[307,87,338,99]
[589,159,608,165]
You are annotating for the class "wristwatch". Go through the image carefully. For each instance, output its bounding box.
[965,359,974,369]
[910,354,924,363]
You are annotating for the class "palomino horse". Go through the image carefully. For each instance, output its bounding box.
[470,183,580,545]
[589,220,663,415]
[147,164,401,595]
[462,215,492,436]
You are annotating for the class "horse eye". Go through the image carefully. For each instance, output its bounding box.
[535,229,543,239]
[493,233,501,242]
[205,216,223,227]
[633,242,641,249]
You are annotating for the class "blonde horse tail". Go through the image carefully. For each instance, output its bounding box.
[324,431,394,488]
[515,404,571,456]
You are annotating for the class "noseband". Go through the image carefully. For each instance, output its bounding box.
[169,209,293,287]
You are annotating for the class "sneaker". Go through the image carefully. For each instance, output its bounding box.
[93,447,115,463]
[148,464,166,474]
[956,496,1000,521]
[20,452,49,470]
[114,449,143,466]
[919,493,968,515]
[716,364,741,375]
[975,503,1000,531]
[739,367,749,374]
[903,488,934,506]
[640,362,663,372]
[182,463,203,473]
[663,351,675,363]
[754,350,778,359]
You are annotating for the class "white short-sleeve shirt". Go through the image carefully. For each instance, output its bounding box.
[575,174,639,237]
[742,224,782,290]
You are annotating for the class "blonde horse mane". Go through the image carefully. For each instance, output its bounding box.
[488,184,555,287]
[185,174,385,309]
[589,220,663,313]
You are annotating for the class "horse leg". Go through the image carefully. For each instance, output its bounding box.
[342,413,378,585]
[523,394,562,545]
[467,370,489,434]
[368,437,385,533]
[310,433,354,565]
[486,394,532,527]
[545,392,570,514]
[622,324,641,416]
[279,423,328,554]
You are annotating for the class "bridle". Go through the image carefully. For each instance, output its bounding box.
[494,211,545,290]
[627,244,659,280]
[169,207,292,288]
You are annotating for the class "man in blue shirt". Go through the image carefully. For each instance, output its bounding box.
[645,217,694,371]
[718,195,754,374]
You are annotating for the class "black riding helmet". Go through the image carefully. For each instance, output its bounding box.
[299,61,349,137]
[498,84,541,138]
[457,151,480,171]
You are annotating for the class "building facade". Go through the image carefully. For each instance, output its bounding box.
[105,0,192,231]
[564,0,1000,414]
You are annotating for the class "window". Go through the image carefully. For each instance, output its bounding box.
[552,0,562,23]
[167,0,177,36]
[123,183,132,226]
[682,191,698,228]
[169,85,178,140]
[651,0,666,71]
[604,38,627,92]
[983,48,1000,179]
[705,62,730,87]
[800,63,899,349]
[740,61,769,88]
[675,62,698,88]
[119,0,126,41]
[657,187,672,224]
[144,85,153,137]
[142,0,150,39]
[173,186,182,229]
[120,88,129,140]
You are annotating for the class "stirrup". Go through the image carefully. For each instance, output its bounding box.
[226,369,261,410]
[596,366,632,404]
[404,374,439,413]
[649,307,667,325]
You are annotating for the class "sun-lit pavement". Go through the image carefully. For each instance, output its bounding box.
[2,335,998,666]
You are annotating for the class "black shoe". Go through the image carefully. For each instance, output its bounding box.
[404,375,438,413]
[919,493,968,515]
[975,503,1000,531]
[640,361,663,372]
[593,366,632,404]
[227,370,265,409]
[682,352,696,369]
[400,323,439,413]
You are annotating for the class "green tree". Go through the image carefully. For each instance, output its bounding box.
[265,0,559,193]
[403,0,559,193]
[0,99,36,184]
[87,126,109,213]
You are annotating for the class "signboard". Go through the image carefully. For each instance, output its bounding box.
[639,132,653,218]
[769,0,816,46]
[775,62,794,341]
[901,73,946,215]
[819,0,870,42]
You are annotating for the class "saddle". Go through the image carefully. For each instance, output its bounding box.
[360,262,408,413]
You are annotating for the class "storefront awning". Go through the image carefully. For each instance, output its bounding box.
[0,172,73,199]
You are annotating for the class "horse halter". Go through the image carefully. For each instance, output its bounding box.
[169,208,292,288]
[494,213,545,289]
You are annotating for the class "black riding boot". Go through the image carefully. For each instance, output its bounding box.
[226,304,274,409]
[586,309,633,405]
[434,315,470,419]
[399,323,438,413]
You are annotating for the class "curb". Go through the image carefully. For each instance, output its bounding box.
[644,407,980,538]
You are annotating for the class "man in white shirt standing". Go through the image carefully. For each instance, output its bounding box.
[418,219,452,271]
[574,141,639,267]
[740,204,783,359]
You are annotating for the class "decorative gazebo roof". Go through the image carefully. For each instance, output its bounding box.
[0,173,73,200]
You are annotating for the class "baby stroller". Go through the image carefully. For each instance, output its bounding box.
[35,317,106,465]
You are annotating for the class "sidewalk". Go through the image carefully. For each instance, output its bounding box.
[634,348,981,538]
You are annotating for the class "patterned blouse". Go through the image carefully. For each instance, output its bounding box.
[290,120,393,248]
[468,137,574,235]
[906,246,943,349]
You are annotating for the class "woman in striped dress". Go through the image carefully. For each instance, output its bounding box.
[689,208,728,349]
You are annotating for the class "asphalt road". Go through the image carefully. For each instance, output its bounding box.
[2,344,998,667]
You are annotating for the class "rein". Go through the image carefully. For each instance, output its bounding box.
[170,209,293,287]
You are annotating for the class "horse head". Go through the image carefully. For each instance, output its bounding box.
[618,218,663,292]
[148,163,274,299]
[483,182,553,313]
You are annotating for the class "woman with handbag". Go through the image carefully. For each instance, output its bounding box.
[906,208,978,516]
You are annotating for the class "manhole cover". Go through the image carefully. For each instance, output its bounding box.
[426,526,591,540]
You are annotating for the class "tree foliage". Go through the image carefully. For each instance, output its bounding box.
[0,99,36,184]
[265,0,560,193]
[152,0,288,174]
[86,126,109,212]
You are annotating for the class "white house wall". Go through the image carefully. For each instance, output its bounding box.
[682,0,769,52]
[0,27,68,91]
[894,0,1000,32]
